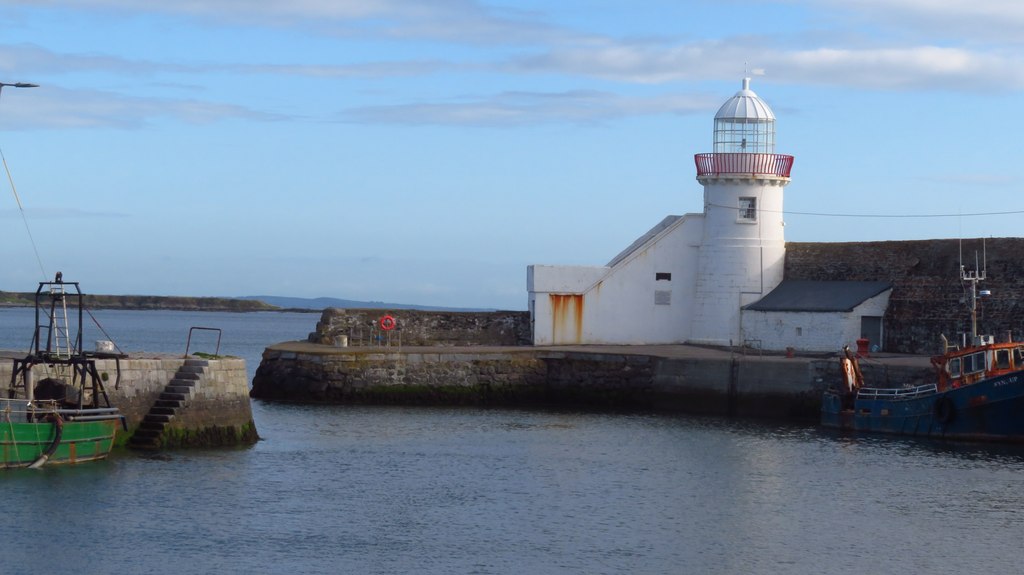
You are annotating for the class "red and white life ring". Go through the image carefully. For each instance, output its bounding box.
[379,315,396,331]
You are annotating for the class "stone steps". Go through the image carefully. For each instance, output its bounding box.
[129,359,209,450]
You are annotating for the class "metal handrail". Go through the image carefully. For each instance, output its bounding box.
[184,326,222,357]
[858,383,938,400]
[694,152,794,178]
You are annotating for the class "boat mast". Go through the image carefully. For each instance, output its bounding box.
[961,243,987,344]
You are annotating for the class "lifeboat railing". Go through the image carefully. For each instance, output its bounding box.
[857,383,938,400]
[694,153,794,178]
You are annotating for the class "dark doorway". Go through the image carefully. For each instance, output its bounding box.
[860,316,883,351]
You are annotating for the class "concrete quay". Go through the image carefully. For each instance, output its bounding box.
[0,351,257,449]
[251,342,934,420]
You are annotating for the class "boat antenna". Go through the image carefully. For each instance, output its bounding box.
[961,241,987,344]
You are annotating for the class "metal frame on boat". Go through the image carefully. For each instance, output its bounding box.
[3,273,126,468]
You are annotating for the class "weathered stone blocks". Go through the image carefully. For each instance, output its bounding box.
[251,345,917,420]
[0,354,255,448]
[787,238,1024,354]
[308,308,531,347]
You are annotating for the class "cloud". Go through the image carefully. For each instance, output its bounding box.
[237,60,452,79]
[8,0,560,45]
[807,0,1024,43]
[772,46,1016,91]
[511,38,780,85]
[0,44,276,128]
[343,89,717,127]
[0,85,280,130]
[511,36,1024,91]
[4,0,1024,134]
[0,41,451,85]
[12,0,413,19]
[0,43,187,77]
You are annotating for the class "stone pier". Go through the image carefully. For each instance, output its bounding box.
[0,352,257,448]
[251,341,934,420]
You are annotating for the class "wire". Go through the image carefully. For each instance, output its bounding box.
[2,145,47,279]
[707,202,1024,219]
[2,146,124,354]
[85,308,125,355]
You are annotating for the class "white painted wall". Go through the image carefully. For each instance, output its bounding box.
[690,175,788,346]
[528,214,704,345]
[527,265,608,294]
[741,289,892,352]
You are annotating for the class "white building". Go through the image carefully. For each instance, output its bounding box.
[527,79,891,352]
[741,280,891,352]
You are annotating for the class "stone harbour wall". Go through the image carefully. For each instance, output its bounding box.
[786,238,1024,355]
[308,308,531,347]
[157,357,256,447]
[253,348,548,405]
[251,346,934,420]
[0,354,256,448]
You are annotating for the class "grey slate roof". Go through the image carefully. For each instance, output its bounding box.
[743,280,892,312]
[606,215,683,268]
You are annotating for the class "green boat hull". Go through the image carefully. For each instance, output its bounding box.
[0,418,119,469]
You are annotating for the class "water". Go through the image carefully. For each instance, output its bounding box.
[1,309,1023,574]
[0,306,318,379]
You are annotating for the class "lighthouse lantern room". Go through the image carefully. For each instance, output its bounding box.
[713,77,775,153]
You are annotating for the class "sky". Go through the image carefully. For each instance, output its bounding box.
[0,0,1022,310]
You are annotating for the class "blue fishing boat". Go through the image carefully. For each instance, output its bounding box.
[821,263,1024,442]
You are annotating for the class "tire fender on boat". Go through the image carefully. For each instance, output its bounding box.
[933,397,956,425]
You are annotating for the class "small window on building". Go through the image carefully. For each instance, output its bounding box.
[654,290,671,305]
[738,197,757,222]
[795,327,802,337]
[655,272,671,281]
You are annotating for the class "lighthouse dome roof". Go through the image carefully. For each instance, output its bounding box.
[715,77,775,121]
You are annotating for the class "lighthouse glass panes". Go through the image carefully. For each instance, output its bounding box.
[714,117,774,153]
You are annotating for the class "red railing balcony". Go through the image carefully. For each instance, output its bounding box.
[694,153,794,178]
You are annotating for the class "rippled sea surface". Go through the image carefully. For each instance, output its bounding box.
[1,309,1024,574]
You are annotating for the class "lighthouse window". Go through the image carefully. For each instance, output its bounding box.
[655,272,672,281]
[738,197,757,222]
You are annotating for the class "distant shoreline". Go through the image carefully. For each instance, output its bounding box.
[0,292,313,313]
[0,292,503,313]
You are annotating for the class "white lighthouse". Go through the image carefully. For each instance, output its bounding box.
[689,78,793,345]
[526,78,794,347]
